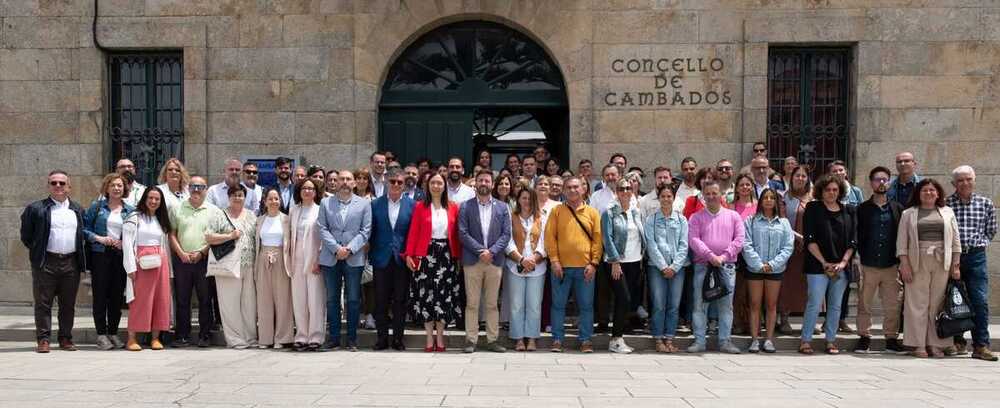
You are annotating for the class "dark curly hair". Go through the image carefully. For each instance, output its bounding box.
[812,173,846,203]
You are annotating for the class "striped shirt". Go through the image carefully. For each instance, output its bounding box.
[946,193,997,251]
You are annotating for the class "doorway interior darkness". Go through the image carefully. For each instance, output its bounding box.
[378,21,568,171]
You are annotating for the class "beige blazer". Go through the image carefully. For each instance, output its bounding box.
[896,206,962,272]
[287,203,321,277]
[255,212,292,277]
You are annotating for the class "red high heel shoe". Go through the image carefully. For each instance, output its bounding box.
[434,345,446,352]
[424,345,434,353]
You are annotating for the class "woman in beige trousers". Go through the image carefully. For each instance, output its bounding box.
[288,179,326,351]
[897,178,962,358]
[254,187,294,349]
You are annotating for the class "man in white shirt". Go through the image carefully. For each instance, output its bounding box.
[521,156,539,188]
[446,156,475,203]
[20,170,87,352]
[241,162,263,214]
[639,166,673,220]
[206,159,242,208]
[272,157,295,213]
[674,157,699,213]
[369,152,388,198]
[115,159,146,207]
[589,164,620,214]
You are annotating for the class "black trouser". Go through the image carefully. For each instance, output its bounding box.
[374,261,410,342]
[610,261,643,337]
[679,265,694,323]
[91,249,126,335]
[32,253,81,341]
[595,262,613,326]
[173,256,212,340]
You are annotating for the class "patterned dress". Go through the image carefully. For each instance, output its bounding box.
[409,239,462,325]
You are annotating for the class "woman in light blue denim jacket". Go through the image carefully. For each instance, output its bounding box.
[82,173,135,350]
[643,184,689,353]
[741,188,794,353]
[600,179,645,354]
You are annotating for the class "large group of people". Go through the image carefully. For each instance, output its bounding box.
[18,144,996,361]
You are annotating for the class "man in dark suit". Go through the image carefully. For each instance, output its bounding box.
[20,170,87,353]
[457,170,512,353]
[317,170,372,351]
[369,168,415,351]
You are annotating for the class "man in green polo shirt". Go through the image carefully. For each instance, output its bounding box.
[169,175,225,348]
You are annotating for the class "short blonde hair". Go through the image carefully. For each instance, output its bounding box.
[99,173,127,199]
[157,157,191,187]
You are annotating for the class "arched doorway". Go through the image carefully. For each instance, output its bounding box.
[378,21,569,172]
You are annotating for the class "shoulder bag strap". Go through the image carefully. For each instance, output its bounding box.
[564,204,593,242]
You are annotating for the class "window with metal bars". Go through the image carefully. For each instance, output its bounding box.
[107,52,184,187]
[766,47,852,179]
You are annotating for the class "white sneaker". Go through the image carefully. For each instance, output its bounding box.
[609,337,633,354]
[364,314,376,329]
[636,306,649,319]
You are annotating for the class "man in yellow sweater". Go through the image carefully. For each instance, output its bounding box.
[545,176,603,353]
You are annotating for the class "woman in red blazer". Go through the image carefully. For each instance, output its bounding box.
[403,172,462,352]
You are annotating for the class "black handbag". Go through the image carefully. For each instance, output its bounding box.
[702,265,730,302]
[209,212,238,260]
[936,279,976,338]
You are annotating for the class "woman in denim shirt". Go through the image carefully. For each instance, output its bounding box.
[601,179,644,354]
[83,173,134,350]
[742,188,794,353]
[643,184,689,353]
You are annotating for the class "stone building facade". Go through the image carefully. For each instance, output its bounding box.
[1,0,999,306]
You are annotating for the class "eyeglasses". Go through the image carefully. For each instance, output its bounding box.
[190,184,208,191]
[619,187,632,192]
[717,166,733,171]
[871,177,889,183]
[49,181,67,186]
[243,170,258,175]
[388,180,404,185]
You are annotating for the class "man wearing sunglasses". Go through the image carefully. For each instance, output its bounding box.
[241,162,263,214]
[20,170,87,353]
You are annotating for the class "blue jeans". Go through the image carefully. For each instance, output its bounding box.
[802,272,847,342]
[321,262,362,344]
[507,273,544,339]
[648,265,686,339]
[691,263,735,345]
[550,267,594,342]
[959,250,990,347]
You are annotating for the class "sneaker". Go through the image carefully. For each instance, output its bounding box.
[747,339,760,353]
[637,306,649,319]
[972,346,998,362]
[172,338,191,348]
[463,341,476,353]
[608,337,632,354]
[550,340,564,353]
[720,341,741,354]
[364,314,376,330]
[485,342,506,353]
[321,340,340,351]
[108,335,125,349]
[686,342,706,353]
[762,339,776,353]
[580,341,594,353]
[854,336,871,354]
[197,337,211,348]
[96,335,114,351]
[885,338,907,354]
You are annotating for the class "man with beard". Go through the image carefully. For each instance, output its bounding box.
[207,159,243,208]
[272,157,295,213]
[114,159,146,207]
[402,165,422,201]
[369,152,388,198]
[853,166,904,354]
[317,170,372,351]
[640,166,672,220]
[241,162,263,214]
[446,157,475,203]
[674,157,699,213]
[458,170,512,353]
[716,160,735,204]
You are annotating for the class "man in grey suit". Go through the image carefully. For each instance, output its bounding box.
[318,170,372,351]
[458,170,512,353]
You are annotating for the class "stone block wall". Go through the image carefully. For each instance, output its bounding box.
[1,0,999,307]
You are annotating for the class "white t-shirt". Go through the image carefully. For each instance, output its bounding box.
[431,206,449,239]
[260,215,284,247]
[135,214,164,246]
[106,207,124,240]
[622,211,643,263]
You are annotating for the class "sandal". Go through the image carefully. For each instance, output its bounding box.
[526,339,536,352]
[825,343,840,355]
[515,340,526,352]
[910,349,929,358]
[798,342,814,355]
[655,340,669,353]
[664,340,678,353]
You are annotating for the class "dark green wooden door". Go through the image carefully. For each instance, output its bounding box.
[380,109,473,167]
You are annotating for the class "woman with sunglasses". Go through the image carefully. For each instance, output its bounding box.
[601,179,645,354]
[155,158,190,212]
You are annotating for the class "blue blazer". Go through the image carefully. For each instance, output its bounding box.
[368,195,415,269]
[457,198,511,267]
[317,194,372,267]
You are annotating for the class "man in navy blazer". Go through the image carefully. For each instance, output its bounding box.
[317,170,372,351]
[458,170,512,353]
[368,169,414,351]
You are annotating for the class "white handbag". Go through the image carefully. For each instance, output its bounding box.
[138,254,161,270]
[207,239,242,278]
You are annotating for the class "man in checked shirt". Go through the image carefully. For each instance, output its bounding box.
[947,165,998,361]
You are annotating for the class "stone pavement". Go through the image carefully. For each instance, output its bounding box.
[0,340,999,408]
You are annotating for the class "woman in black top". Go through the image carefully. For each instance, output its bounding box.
[799,174,857,355]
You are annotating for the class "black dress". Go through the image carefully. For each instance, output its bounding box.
[409,239,462,325]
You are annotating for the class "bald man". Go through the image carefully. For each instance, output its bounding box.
[207,159,243,208]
